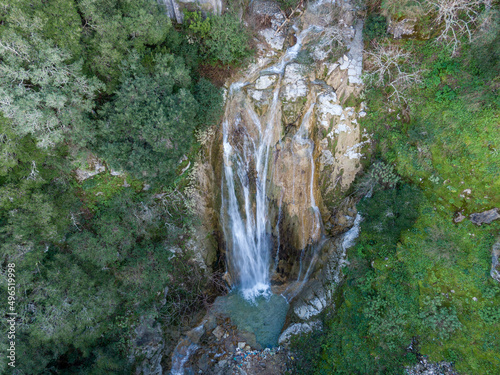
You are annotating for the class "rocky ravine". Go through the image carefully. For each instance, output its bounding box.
[164,0,370,373]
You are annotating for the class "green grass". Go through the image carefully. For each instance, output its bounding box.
[311,21,500,375]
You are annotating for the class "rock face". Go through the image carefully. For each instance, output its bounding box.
[129,317,164,375]
[388,18,417,39]
[74,154,106,182]
[214,0,366,317]
[405,357,457,375]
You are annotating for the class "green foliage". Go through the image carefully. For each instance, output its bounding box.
[317,183,422,374]
[0,0,223,373]
[380,0,425,19]
[419,296,462,340]
[0,0,82,56]
[364,13,387,41]
[363,38,500,214]
[0,26,104,147]
[467,9,500,80]
[205,12,252,65]
[356,161,401,196]
[343,21,500,373]
[186,11,253,66]
[276,0,301,11]
[194,78,225,127]
[288,330,325,375]
[76,0,171,91]
[184,9,212,38]
[94,52,198,185]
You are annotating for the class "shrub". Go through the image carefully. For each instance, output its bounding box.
[364,13,388,41]
[204,12,253,65]
[184,11,252,66]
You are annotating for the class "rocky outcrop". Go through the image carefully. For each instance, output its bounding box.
[388,18,417,39]
[278,321,321,345]
[74,154,106,182]
[129,317,164,375]
[469,208,500,225]
[406,357,457,375]
[491,238,500,283]
[158,0,222,23]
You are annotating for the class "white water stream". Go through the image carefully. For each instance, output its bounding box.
[220,23,322,301]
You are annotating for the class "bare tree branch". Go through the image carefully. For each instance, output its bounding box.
[365,44,423,104]
[427,0,489,54]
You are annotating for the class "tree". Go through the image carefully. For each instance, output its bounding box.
[427,0,491,54]
[95,52,199,184]
[76,0,171,90]
[184,11,252,65]
[0,0,82,57]
[365,44,423,104]
[0,28,103,148]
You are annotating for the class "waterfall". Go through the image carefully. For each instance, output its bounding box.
[220,25,321,301]
[221,80,280,300]
[219,0,363,304]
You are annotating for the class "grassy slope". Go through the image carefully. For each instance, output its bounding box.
[309,13,500,375]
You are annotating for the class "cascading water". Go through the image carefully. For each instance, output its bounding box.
[220,25,320,302]
[221,82,280,300]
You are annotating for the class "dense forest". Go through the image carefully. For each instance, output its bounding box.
[0,0,251,373]
[0,0,499,374]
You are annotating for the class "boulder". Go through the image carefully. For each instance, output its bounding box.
[388,18,417,39]
[469,208,500,225]
[491,239,500,283]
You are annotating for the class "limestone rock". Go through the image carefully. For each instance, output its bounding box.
[282,63,309,101]
[405,357,456,375]
[278,321,322,345]
[74,157,105,182]
[249,0,282,17]
[255,75,277,90]
[388,18,417,39]
[470,208,500,225]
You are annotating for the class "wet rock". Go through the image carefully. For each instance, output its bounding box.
[469,208,500,225]
[255,75,277,90]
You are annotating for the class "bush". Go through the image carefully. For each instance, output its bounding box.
[364,13,387,41]
[276,0,301,11]
[185,11,252,66]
